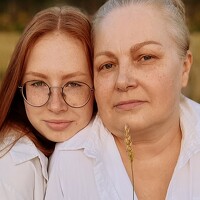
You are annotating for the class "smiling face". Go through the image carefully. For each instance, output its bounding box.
[93,4,191,139]
[23,31,93,142]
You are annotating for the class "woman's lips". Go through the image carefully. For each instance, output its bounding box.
[44,120,72,131]
[115,100,146,110]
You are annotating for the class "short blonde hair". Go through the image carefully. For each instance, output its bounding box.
[92,0,190,57]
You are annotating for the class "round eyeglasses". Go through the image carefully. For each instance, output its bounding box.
[18,80,94,108]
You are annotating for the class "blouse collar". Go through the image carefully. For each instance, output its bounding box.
[1,133,48,180]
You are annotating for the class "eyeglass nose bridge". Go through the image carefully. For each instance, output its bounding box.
[48,86,66,100]
[49,86,64,92]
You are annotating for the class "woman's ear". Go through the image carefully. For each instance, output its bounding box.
[181,50,193,88]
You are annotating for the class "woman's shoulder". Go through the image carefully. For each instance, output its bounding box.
[0,129,48,177]
[180,95,200,118]
[0,130,47,199]
[180,96,200,147]
[0,140,40,199]
[0,150,46,199]
[1,130,36,159]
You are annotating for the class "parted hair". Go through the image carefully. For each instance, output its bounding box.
[92,0,190,58]
[0,6,92,156]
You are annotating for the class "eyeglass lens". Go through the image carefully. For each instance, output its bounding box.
[21,80,92,108]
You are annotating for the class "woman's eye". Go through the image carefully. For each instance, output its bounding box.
[100,63,114,71]
[67,82,81,87]
[31,81,46,87]
[141,55,153,61]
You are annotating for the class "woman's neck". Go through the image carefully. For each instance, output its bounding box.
[119,114,182,160]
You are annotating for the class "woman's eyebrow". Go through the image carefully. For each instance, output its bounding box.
[24,71,88,80]
[24,71,47,79]
[61,72,89,80]
[94,41,162,59]
[94,51,117,60]
[130,41,163,54]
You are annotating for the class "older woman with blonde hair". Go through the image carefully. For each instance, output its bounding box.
[46,0,200,199]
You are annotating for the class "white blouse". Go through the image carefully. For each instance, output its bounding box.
[45,96,200,200]
[0,133,48,200]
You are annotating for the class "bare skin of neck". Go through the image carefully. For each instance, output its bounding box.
[114,124,182,200]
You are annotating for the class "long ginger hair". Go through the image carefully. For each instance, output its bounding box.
[0,6,92,157]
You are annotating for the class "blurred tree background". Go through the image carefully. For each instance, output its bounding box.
[0,0,200,102]
[0,0,199,32]
[0,0,105,31]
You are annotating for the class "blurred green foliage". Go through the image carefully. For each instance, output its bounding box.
[0,0,199,32]
[0,0,106,31]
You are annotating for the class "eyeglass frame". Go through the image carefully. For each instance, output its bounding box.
[18,80,94,108]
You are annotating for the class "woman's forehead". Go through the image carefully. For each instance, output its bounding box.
[93,4,173,51]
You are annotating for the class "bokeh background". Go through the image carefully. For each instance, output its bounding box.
[0,0,199,102]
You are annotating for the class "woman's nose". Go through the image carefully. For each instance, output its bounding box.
[115,63,138,92]
[47,87,68,113]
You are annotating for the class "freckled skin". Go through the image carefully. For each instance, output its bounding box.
[93,4,191,140]
[24,32,93,142]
